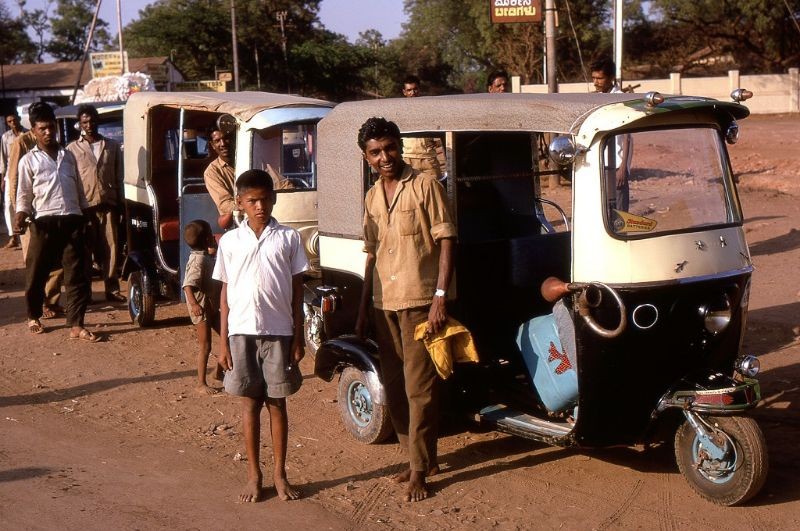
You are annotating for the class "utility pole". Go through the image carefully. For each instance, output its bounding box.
[116,0,125,72]
[72,0,102,104]
[276,10,290,92]
[613,0,623,86]
[231,0,240,91]
[545,0,557,93]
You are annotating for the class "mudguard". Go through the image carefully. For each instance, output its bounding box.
[655,369,761,416]
[314,336,382,383]
[122,249,157,286]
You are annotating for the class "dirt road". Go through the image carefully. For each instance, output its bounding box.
[1,114,799,530]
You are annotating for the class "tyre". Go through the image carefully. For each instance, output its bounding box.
[675,415,768,506]
[337,367,393,444]
[128,271,155,326]
[303,303,324,358]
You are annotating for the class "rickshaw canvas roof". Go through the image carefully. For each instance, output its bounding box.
[124,91,333,123]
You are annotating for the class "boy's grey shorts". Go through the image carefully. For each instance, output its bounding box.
[224,335,302,399]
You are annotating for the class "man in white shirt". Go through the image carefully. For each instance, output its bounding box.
[15,103,99,341]
[0,111,26,249]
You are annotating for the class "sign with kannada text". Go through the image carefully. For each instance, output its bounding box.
[174,80,227,92]
[490,0,542,24]
[90,51,129,78]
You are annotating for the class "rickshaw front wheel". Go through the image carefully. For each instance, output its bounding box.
[674,415,768,506]
[128,271,155,327]
[337,367,393,444]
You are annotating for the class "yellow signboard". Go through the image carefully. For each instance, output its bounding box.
[174,80,227,93]
[490,0,542,23]
[90,51,129,78]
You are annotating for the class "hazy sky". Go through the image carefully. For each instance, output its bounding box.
[20,0,407,43]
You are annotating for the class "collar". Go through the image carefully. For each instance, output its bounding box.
[243,216,277,238]
[215,156,234,169]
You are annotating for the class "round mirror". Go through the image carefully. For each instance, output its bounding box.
[548,135,577,166]
[216,113,236,135]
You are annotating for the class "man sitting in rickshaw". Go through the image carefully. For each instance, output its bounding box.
[203,125,237,230]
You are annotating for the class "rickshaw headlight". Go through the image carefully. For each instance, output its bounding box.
[700,294,732,335]
[736,355,760,377]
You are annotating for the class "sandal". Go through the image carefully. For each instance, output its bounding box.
[28,319,44,334]
[69,329,103,343]
[42,304,65,319]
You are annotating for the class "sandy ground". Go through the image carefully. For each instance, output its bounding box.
[1,114,799,530]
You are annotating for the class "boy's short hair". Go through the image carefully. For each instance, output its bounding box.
[28,102,55,125]
[403,74,421,86]
[236,169,274,195]
[357,117,401,151]
[184,219,212,250]
[487,70,509,87]
[590,58,615,77]
[76,103,99,120]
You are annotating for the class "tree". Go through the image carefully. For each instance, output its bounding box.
[0,2,36,64]
[47,0,112,61]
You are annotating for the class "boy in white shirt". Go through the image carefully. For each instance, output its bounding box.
[213,169,308,503]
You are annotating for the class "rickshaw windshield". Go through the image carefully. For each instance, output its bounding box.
[252,123,317,191]
[603,126,741,238]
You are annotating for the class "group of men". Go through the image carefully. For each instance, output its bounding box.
[0,102,124,340]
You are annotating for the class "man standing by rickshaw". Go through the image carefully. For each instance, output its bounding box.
[67,104,126,302]
[355,117,456,502]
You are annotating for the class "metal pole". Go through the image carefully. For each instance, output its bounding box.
[71,0,102,104]
[116,0,125,72]
[613,0,623,85]
[231,0,240,91]
[276,10,290,92]
[545,0,557,93]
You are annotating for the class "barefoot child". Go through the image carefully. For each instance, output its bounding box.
[213,169,308,503]
[182,219,224,394]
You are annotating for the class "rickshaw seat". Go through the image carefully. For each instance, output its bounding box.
[160,217,181,242]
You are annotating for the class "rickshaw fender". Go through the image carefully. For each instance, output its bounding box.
[654,370,761,417]
[121,250,157,285]
[314,336,382,384]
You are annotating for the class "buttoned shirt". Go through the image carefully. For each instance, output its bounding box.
[213,217,309,336]
[203,157,236,215]
[6,131,36,208]
[16,145,89,218]
[0,127,26,176]
[67,135,123,207]
[363,164,456,311]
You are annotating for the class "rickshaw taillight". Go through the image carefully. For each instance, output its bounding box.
[321,295,338,314]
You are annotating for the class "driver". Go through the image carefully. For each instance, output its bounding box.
[203,125,237,229]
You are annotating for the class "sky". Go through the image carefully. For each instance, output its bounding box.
[19,0,407,43]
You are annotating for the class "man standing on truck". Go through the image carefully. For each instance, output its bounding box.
[355,117,456,502]
[203,125,237,229]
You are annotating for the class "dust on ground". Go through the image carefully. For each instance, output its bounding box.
[1,114,799,530]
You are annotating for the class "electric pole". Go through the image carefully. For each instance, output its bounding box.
[276,10,290,93]
[231,0,240,91]
[545,0,557,93]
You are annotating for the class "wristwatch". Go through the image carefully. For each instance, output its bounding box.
[434,289,446,298]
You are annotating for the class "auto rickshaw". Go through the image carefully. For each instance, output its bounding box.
[122,91,334,325]
[309,91,767,505]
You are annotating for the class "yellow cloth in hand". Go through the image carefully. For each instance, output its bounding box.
[414,318,479,380]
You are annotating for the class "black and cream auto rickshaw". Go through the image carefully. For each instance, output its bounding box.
[308,90,767,505]
[121,91,334,325]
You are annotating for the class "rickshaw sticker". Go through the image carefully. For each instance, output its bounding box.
[547,342,572,374]
[613,210,658,233]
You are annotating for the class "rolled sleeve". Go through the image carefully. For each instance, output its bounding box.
[425,178,456,241]
[15,155,34,214]
[362,204,378,254]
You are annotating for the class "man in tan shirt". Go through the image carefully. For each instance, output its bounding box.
[67,104,125,302]
[400,75,445,181]
[203,126,237,229]
[355,117,456,503]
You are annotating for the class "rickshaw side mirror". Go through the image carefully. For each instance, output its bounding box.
[548,135,577,166]
[216,114,237,135]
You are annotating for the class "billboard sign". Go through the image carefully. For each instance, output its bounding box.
[90,51,129,78]
[174,80,227,92]
[490,0,542,24]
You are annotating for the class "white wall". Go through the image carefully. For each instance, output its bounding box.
[518,68,800,114]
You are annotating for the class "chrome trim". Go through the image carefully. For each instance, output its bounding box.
[146,183,178,276]
[632,304,658,330]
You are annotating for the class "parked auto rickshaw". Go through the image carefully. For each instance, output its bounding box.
[122,91,334,325]
[310,91,767,505]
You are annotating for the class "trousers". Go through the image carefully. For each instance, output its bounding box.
[25,215,90,326]
[373,306,439,472]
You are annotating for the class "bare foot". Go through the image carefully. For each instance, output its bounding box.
[393,465,439,483]
[405,471,429,502]
[238,477,262,503]
[195,383,219,395]
[274,474,301,501]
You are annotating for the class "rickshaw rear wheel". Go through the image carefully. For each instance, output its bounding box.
[337,367,393,444]
[674,415,768,506]
[128,271,155,327]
